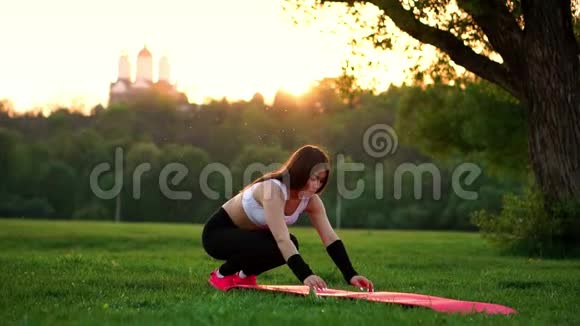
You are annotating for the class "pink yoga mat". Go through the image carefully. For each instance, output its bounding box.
[235,284,516,315]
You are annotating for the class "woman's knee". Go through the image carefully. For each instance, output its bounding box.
[202,228,226,260]
[289,233,299,250]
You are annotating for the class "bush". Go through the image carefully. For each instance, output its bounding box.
[0,195,55,218]
[72,203,111,220]
[551,200,580,248]
[471,187,562,256]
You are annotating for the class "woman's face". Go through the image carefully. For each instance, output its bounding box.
[299,169,328,198]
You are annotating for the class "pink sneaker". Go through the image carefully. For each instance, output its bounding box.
[234,272,257,287]
[208,269,236,291]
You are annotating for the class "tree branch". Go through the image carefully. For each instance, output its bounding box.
[322,0,524,101]
[457,0,524,72]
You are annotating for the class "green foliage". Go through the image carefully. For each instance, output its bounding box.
[550,199,580,249]
[233,145,289,171]
[396,82,527,179]
[0,195,54,217]
[72,202,110,220]
[0,80,528,230]
[126,142,162,171]
[40,161,77,218]
[0,128,20,192]
[471,187,564,256]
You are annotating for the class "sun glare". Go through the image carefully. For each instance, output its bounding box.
[281,78,313,98]
[0,0,415,112]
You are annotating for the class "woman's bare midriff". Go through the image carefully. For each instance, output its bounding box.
[221,193,260,230]
[221,190,303,231]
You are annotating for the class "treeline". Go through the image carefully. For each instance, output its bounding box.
[0,79,527,229]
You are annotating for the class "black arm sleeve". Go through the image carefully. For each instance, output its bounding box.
[287,254,314,283]
[326,239,358,284]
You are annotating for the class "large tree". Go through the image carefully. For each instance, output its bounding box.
[311,1,579,220]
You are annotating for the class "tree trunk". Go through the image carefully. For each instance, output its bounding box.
[523,0,580,243]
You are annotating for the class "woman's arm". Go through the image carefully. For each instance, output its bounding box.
[258,181,319,285]
[306,195,372,289]
[305,195,340,246]
[257,181,298,260]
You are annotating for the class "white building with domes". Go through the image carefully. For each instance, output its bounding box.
[109,46,189,107]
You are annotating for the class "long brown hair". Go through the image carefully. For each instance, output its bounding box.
[243,145,331,194]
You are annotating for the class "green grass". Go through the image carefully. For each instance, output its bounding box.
[0,219,579,325]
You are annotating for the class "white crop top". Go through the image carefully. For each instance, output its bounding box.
[241,179,310,228]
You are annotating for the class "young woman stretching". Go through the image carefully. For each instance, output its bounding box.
[201,145,373,292]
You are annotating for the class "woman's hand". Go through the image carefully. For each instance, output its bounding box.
[350,275,374,292]
[304,274,327,291]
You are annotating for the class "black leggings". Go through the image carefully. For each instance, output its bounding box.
[201,206,299,276]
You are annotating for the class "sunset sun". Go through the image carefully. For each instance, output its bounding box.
[0,0,413,112]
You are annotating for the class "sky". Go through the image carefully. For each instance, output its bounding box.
[0,0,425,113]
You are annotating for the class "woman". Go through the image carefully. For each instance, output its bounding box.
[201,145,373,292]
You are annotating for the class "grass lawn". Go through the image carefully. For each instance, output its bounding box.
[0,218,579,325]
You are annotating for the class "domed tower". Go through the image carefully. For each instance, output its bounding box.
[158,56,171,83]
[117,53,131,81]
[136,46,153,83]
